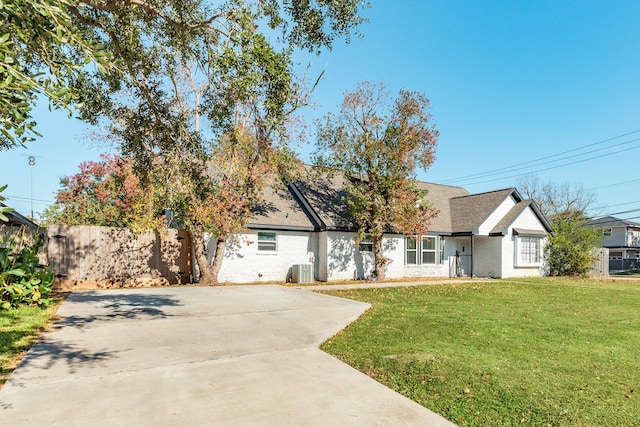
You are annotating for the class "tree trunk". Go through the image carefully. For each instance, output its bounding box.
[372,234,386,281]
[210,235,226,283]
[190,224,218,285]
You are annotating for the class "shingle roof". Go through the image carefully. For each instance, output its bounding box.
[449,188,519,233]
[292,169,355,230]
[587,216,640,228]
[248,185,316,230]
[416,182,469,232]
[0,203,38,229]
[247,169,551,236]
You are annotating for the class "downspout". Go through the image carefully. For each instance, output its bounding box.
[470,235,474,278]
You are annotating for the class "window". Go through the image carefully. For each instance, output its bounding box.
[358,236,373,252]
[422,237,436,264]
[257,231,277,251]
[602,228,612,237]
[406,236,417,264]
[406,235,440,265]
[516,236,541,266]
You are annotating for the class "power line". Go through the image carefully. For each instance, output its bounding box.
[455,143,640,187]
[605,207,640,216]
[6,195,55,204]
[585,179,640,192]
[441,129,640,184]
[592,199,640,210]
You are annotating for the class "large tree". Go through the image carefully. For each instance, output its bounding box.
[65,0,366,284]
[313,81,439,280]
[1,1,367,149]
[518,175,602,276]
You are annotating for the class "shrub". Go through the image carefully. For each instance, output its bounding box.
[0,228,53,310]
[544,219,602,276]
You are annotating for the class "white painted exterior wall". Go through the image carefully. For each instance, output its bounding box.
[319,231,404,281]
[499,207,548,278]
[477,196,516,235]
[203,200,550,282]
[403,263,449,278]
[208,230,316,283]
[473,236,502,278]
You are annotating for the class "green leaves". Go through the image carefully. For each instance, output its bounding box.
[545,219,603,276]
[0,0,112,149]
[0,184,13,222]
[0,230,53,310]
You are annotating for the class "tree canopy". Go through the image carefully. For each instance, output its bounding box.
[41,153,160,231]
[1,0,368,149]
[0,0,110,148]
[25,0,368,284]
[313,81,439,280]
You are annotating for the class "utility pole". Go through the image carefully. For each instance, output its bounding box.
[28,155,35,219]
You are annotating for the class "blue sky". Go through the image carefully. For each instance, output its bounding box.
[2,0,640,221]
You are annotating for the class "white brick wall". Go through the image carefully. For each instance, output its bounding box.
[321,231,404,281]
[208,230,316,283]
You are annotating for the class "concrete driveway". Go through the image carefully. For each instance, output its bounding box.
[0,285,454,426]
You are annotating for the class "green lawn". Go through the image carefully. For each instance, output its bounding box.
[0,301,63,387]
[320,278,640,426]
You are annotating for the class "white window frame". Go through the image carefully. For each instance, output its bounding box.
[515,236,542,267]
[257,231,277,252]
[421,236,437,265]
[405,236,418,265]
[405,235,440,265]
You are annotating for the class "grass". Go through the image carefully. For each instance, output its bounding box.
[320,277,640,426]
[0,299,64,388]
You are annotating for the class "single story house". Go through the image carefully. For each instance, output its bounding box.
[587,216,640,271]
[208,170,552,283]
[0,203,38,229]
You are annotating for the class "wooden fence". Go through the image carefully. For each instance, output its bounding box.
[46,225,192,290]
[590,247,609,277]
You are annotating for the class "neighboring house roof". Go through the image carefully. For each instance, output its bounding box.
[587,216,640,229]
[0,203,38,229]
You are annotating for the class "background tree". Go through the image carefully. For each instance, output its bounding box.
[41,154,160,231]
[313,81,439,280]
[518,175,602,276]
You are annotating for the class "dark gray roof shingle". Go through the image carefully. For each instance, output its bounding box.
[587,216,640,228]
[449,188,518,233]
[248,185,316,230]
[246,169,551,236]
